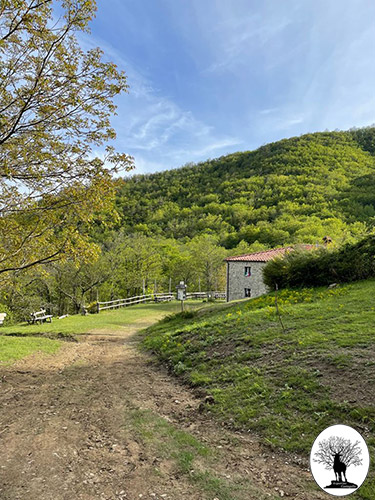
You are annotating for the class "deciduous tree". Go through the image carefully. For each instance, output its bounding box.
[0,0,133,278]
[313,436,363,470]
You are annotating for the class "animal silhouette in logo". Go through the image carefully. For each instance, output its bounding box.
[333,452,347,482]
[313,435,363,489]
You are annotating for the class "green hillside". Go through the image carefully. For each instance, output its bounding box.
[142,280,375,499]
[116,127,375,247]
[5,128,375,318]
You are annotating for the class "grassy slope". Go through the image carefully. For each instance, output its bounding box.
[142,280,375,499]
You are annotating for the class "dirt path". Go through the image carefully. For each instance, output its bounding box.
[0,315,325,500]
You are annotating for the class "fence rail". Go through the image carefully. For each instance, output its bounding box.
[97,293,174,311]
[97,291,226,312]
[186,292,206,299]
[186,291,225,299]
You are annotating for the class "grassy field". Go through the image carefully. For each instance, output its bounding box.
[142,280,375,499]
[0,335,61,364]
[0,300,211,338]
[0,300,218,365]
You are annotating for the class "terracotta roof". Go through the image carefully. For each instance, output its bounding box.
[225,245,316,262]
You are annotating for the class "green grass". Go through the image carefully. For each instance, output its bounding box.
[125,408,278,500]
[0,336,61,364]
[0,300,219,366]
[0,300,212,338]
[141,280,375,499]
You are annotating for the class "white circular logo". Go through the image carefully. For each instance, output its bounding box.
[310,424,370,496]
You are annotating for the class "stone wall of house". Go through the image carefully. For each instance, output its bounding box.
[226,260,269,301]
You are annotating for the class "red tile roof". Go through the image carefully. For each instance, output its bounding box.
[225,245,316,262]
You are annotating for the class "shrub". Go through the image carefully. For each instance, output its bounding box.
[263,236,375,289]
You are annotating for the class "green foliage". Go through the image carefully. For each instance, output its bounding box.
[1,230,229,316]
[5,126,375,316]
[116,128,375,247]
[263,235,375,289]
[96,232,227,300]
[0,0,133,278]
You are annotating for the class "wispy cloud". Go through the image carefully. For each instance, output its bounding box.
[203,10,293,74]
[256,110,305,135]
[176,138,243,159]
[77,29,241,173]
[114,84,241,172]
[78,0,375,174]
[259,108,279,115]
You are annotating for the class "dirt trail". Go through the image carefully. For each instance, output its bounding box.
[0,316,325,500]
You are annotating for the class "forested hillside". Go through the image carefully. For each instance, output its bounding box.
[4,128,375,320]
[116,127,375,248]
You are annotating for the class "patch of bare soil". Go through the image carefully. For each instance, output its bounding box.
[0,319,325,499]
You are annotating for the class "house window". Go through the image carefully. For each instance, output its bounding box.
[244,288,251,298]
[244,266,251,277]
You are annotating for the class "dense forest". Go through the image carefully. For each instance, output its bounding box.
[3,127,375,321]
[116,127,375,247]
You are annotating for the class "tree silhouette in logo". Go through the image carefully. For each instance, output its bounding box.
[313,436,363,489]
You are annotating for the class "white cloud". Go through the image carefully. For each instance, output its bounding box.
[259,108,279,115]
[76,29,241,173]
[203,8,294,74]
[75,0,375,174]
[176,138,243,159]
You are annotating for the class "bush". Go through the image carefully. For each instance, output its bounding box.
[261,255,290,289]
[263,236,375,289]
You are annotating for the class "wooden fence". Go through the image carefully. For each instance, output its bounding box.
[186,291,226,300]
[97,291,226,312]
[97,293,174,312]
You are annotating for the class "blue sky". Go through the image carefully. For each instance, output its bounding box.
[87,0,375,174]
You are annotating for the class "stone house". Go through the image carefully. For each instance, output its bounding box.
[225,245,315,301]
